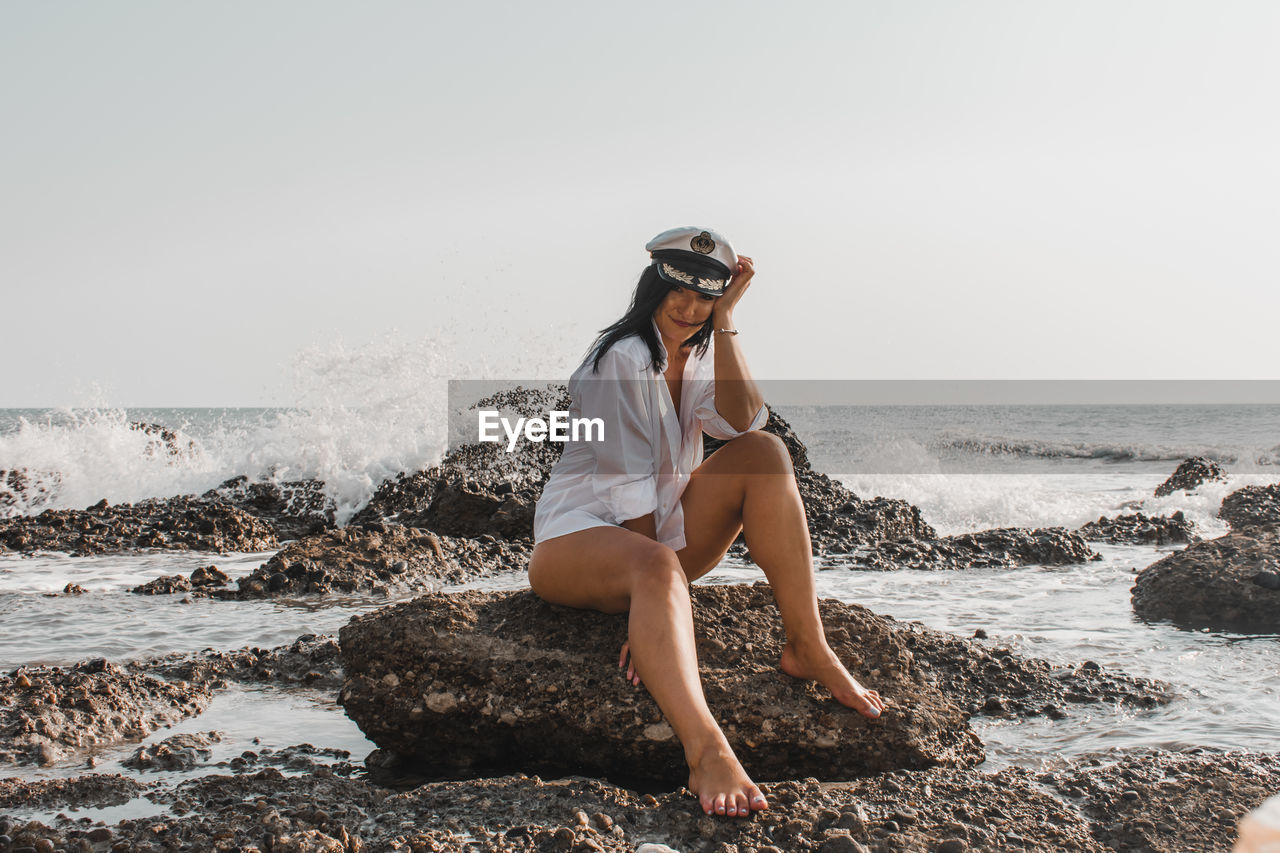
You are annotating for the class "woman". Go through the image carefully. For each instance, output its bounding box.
[529,226,886,819]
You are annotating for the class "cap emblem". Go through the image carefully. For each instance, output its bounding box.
[698,277,726,294]
[690,231,715,254]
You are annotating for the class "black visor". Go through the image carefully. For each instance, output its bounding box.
[650,249,733,296]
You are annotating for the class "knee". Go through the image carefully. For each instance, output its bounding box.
[728,430,794,473]
[628,542,685,592]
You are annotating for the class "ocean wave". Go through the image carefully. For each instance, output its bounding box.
[934,435,1249,465]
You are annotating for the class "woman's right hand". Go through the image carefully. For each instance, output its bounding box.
[619,641,642,686]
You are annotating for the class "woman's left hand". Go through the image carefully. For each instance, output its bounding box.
[714,254,753,325]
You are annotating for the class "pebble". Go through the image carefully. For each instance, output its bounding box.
[818,834,870,853]
[936,840,967,853]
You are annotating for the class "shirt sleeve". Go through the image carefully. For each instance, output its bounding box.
[574,347,660,524]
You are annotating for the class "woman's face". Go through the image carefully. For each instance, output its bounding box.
[653,284,716,346]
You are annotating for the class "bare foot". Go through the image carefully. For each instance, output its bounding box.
[780,641,887,719]
[617,641,641,686]
[687,743,769,817]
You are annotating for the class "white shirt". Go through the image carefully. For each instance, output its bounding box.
[534,323,768,551]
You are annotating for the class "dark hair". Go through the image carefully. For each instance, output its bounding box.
[588,265,712,373]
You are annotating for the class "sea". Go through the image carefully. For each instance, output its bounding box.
[1,401,1278,821]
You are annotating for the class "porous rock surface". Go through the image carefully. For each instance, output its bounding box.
[0,767,1111,852]
[1154,455,1226,497]
[0,659,212,765]
[0,773,147,810]
[1044,749,1280,853]
[1219,482,1280,531]
[219,523,526,599]
[1076,510,1197,545]
[893,622,1172,719]
[139,634,345,691]
[1131,525,1280,632]
[0,496,279,555]
[821,526,1097,571]
[123,731,222,771]
[339,585,984,784]
[132,563,230,595]
[203,475,337,540]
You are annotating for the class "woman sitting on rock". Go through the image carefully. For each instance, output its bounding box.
[529,226,886,818]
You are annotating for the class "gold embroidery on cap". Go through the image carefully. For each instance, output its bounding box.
[690,231,715,254]
[661,263,695,285]
[698,277,726,293]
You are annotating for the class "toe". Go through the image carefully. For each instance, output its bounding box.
[700,792,713,815]
[733,792,749,817]
[749,786,769,811]
[714,793,727,815]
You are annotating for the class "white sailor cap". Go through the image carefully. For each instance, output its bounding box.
[645,226,737,296]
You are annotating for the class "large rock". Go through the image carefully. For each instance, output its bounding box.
[1132,526,1280,632]
[823,526,1097,570]
[0,658,212,765]
[1219,482,1280,531]
[351,386,569,539]
[1154,456,1226,497]
[203,475,336,540]
[0,496,279,555]
[1077,511,1197,546]
[220,523,526,598]
[339,585,983,784]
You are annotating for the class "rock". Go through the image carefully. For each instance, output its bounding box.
[218,524,524,599]
[0,659,212,765]
[825,526,1097,571]
[131,574,193,595]
[123,731,221,771]
[0,495,279,556]
[896,624,1170,718]
[339,585,983,784]
[1132,527,1280,632]
[1154,456,1226,497]
[1042,749,1280,853]
[1076,511,1197,546]
[0,774,145,810]
[351,385,569,538]
[129,421,198,459]
[0,764,1127,853]
[203,475,336,540]
[140,634,344,691]
[1219,483,1280,531]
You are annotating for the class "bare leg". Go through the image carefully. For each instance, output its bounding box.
[529,528,767,817]
[677,431,887,718]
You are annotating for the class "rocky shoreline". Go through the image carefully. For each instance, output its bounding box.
[2,391,1279,851]
[2,746,1277,852]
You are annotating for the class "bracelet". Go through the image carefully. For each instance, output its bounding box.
[715,328,739,336]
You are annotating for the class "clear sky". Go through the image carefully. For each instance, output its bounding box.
[3,1,1278,406]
